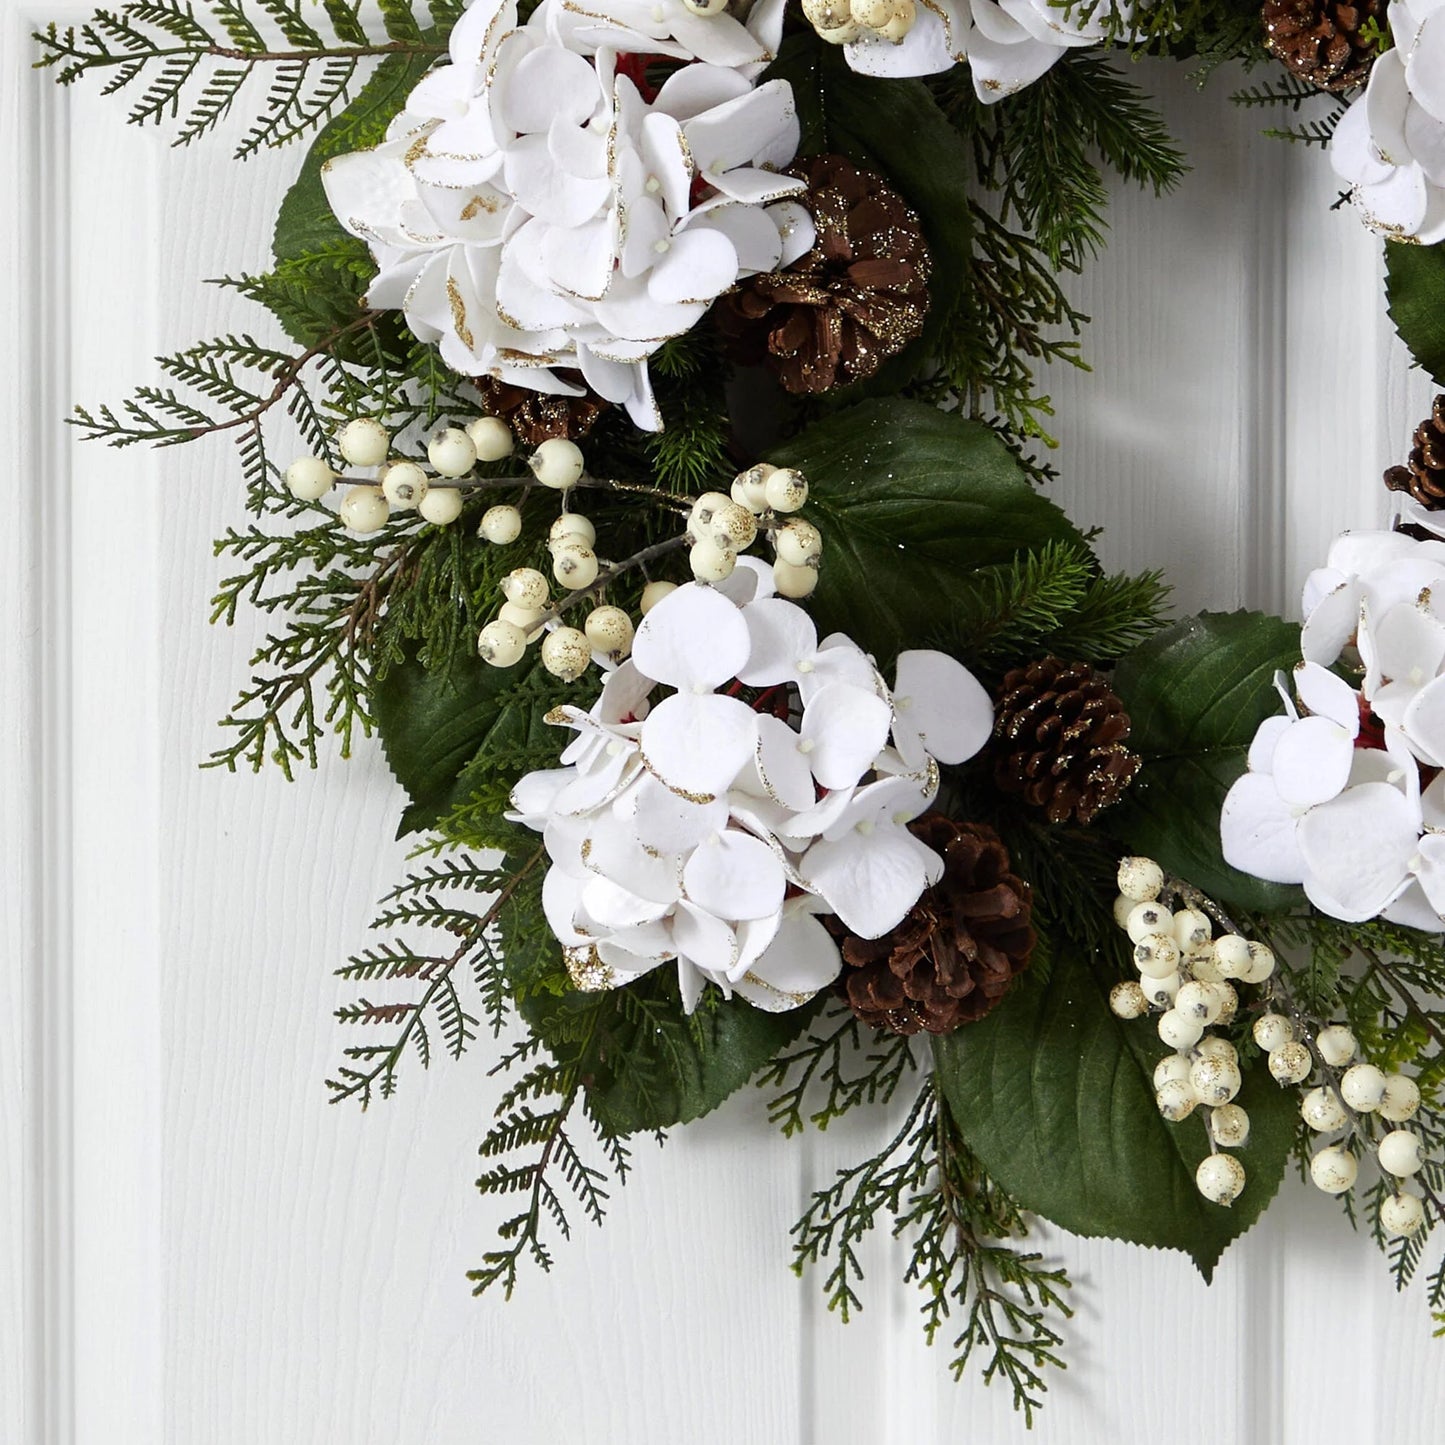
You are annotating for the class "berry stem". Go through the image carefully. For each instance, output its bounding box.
[536,535,692,623]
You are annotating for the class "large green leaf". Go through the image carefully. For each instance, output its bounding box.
[1386,241,1445,386]
[371,648,568,836]
[1110,611,1305,913]
[934,939,1296,1279]
[766,398,1090,664]
[522,978,822,1136]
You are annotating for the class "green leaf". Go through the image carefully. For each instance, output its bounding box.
[371,647,568,837]
[523,976,822,1136]
[933,938,1296,1279]
[766,398,1090,665]
[1110,611,1305,913]
[1386,241,1445,387]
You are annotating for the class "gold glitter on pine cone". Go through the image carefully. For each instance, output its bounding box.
[714,154,930,394]
[830,814,1035,1037]
[474,372,609,448]
[993,658,1142,825]
[1263,0,1387,92]
[1385,394,1445,510]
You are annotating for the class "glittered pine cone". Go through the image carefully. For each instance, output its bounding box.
[1385,395,1445,510]
[993,658,1142,825]
[473,372,609,448]
[1262,0,1387,92]
[715,154,930,395]
[830,814,1035,1036]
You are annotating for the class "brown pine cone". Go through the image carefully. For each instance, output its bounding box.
[993,658,1142,825]
[1385,395,1445,510]
[831,815,1035,1036]
[714,154,930,395]
[473,372,608,448]
[1263,0,1387,92]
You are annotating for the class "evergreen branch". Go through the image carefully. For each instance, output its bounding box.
[759,1000,917,1137]
[73,315,376,450]
[33,2,443,156]
[469,1000,634,1299]
[326,843,547,1107]
[792,1073,1072,1421]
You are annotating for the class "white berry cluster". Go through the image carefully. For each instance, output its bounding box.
[801,0,917,50]
[476,453,823,684]
[1223,530,1445,930]
[1109,856,1276,1208]
[320,0,812,433]
[508,567,997,1012]
[1260,1013,1429,1236]
[283,413,522,532]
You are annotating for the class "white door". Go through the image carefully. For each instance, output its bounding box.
[4,6,1443,1440]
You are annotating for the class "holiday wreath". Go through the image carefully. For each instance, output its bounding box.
[32,0,1445,1420]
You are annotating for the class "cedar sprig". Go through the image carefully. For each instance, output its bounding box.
[33,0,447,158]
[759,1000,918,1137]
[791,1073,1073,1424]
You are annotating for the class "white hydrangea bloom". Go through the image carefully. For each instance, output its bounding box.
[321,0,813,431]
[841,0,1125,102]
[1222,528,1445,929]
[509,568,996,1012]
[1330,0,1445,243]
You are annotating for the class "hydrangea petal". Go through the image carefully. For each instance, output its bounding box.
[671,899,739,975]
[1293,660,1362,732]
[639,692,758,799]
[632,582,751,689]
[745,713,818,812]
[629,773,728,852]
[1297,782,1419,921]
[800,825,942,939]
[1301,579,1363,664]
[800,683,892,791]
[682,830,786,921]
[738,597,818,686]
[732,912,842,1010]
[1247,714,1293,774]
[892,650,996,765]
[1220,772,1307,884]
[1402,673,1445,766]
[1271,715,1356,807]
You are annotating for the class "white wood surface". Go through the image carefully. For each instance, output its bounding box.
[4,11,1443,1442]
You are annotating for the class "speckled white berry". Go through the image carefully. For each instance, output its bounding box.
[1381,1192,1426,1237]
[540,626,592,681]
[1211,1104,1250,1148]
[1380,1073,1422,1122]
[1300,1086,1347,1133]
[1268,1041,1312,1086]
[1197,1153,1246,1206]
[337,417,390,467]
[1340,1063,1387,1113]
[1378,1129,1424,1177]
[1117,856,1164,902]
[1309,1145,1358,1195]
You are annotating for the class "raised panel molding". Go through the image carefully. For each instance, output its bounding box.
[3,15,1441,1444]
